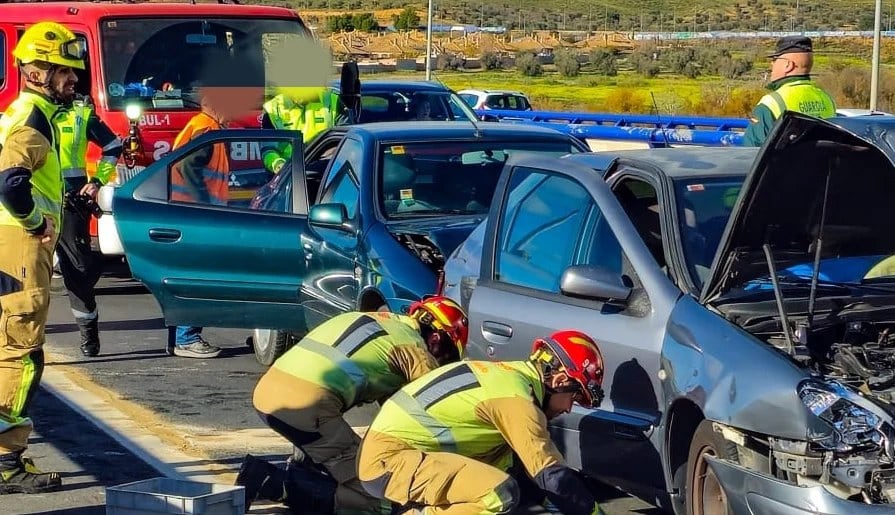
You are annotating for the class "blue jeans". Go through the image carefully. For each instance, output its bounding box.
[175,326,203,346]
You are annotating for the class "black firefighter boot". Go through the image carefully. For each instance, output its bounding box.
[77,317,100,357]
[235,454,336,514]
[0,453,62,494]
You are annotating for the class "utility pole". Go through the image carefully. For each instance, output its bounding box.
[426,0,433,80]
[871,0,882,110]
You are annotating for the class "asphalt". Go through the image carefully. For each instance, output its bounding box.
[17,265,661,514]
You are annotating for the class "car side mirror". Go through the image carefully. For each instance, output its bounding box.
[560,265,631,305]
[309,203,352,232]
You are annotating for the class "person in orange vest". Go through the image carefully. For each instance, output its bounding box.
[167,50,263,358]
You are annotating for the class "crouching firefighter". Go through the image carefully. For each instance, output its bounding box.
[358,330,608,515]
[236,296,469,513]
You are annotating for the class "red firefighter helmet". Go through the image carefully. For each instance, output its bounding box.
[408,296,469,356]
[531,330,605,408]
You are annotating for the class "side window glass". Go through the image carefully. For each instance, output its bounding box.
[168,136,288,209]
[495,167,593,292]
[73,34,91,98]
[319,138,362,218]
[320,170,359,219]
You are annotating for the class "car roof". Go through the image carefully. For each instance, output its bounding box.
[344,121,571,141]
[329,80,454,93]
[459,89,527,96]
[565,147,759,180]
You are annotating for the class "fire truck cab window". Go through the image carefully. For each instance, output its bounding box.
[0,31,6,87]
[100,18,308,111]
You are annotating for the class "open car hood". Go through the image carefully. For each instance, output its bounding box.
[700,112,895,303]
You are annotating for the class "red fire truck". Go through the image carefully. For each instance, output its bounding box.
[0,0,311,253]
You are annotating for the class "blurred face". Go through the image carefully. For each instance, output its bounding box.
[200,86,264,123]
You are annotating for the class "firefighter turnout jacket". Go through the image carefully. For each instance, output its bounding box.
[360,360,603,515]
[0,90,64,233]
[270,311,438,408]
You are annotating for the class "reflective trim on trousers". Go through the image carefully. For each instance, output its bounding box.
[0,353,38,434]
[389,391,458,453]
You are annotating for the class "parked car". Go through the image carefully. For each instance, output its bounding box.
[112,122,587,364]
[331,80,479,123]
[458,89,533,112]
[452,112,895,514]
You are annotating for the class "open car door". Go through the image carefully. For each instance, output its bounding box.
[113,129,314,331]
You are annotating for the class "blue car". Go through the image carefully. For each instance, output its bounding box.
[112,122,586,363]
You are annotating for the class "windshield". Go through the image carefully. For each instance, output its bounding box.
[674,176,744,289]
[100,17,308,111]
[380,140,578,219]
[355,91,478,123]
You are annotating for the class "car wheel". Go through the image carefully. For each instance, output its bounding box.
[252,329,292,366]
[686,420,737,515]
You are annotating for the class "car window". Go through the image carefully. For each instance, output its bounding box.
[460,93,477,107]
[168,136,287,209]
[495,167,593,292]
[673,176,745,287]
[319,138,362,218]
[379,140,579,219]
[485,95,503,109]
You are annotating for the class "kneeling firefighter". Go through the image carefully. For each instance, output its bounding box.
[358,330,608,515]
[236,296,469,514]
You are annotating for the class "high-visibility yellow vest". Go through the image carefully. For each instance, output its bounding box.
[272,312,428,407]
[55,100,116,186]
[369,360,545,470]
[758,79,836,120]
[0,91,63,230]
[262,92,337,172]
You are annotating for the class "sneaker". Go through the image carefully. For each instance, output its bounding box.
[173,338,221,358]
[0,457,62,494]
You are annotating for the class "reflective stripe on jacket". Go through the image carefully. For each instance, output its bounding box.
[368,360,559,474]
[170,112,229,204]
[271,311,437,407]
[0,91,63,230]
[758,78,836,119]
[56,100,90,180]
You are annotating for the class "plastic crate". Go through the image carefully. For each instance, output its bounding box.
[106,477,245,515]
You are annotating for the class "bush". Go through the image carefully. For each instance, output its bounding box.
[480,50,502,70]
[516,52,543,77]
[629,44,661,77]
[325,12,380,32]
[588,47,618,76]
[719,57,753,79]
[437,53,465,71]
[553,48,580,77]
[603,89,648,113]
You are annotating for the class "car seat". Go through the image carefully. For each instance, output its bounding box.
[382,153,417,214]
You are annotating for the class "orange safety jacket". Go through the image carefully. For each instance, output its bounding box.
[170,112,229,205]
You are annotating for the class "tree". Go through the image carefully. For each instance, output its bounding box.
[480,50,502,70]
[515,52,542,76]
[393,7,420,31]
[553,48,580,78]
[588,48,618,76]
[437,53,466,71]
[352,13,380,32]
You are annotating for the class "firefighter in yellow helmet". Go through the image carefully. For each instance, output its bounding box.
[0,21,86,494]
[261,86,341,173]
[358,330,608,515]
[236,296,469,514]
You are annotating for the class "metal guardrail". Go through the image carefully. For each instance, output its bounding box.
[475,109,747,147]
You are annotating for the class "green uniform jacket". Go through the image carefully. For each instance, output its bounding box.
[743,75,837,147]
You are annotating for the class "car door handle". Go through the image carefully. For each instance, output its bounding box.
[482,321,513,338]
[148,228,181,243]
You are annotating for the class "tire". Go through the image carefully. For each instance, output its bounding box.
[686,420,738,515]
[252,329,292,366]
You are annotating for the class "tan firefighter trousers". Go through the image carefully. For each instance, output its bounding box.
[0,224,55,455]
[253,369,382,512]
[358,431,520,515]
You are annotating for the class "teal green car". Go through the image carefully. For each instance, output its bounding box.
[113,122,585,363]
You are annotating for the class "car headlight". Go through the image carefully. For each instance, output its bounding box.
[798,379,893,453]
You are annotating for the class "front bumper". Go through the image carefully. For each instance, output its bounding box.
[707,456,894,514]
